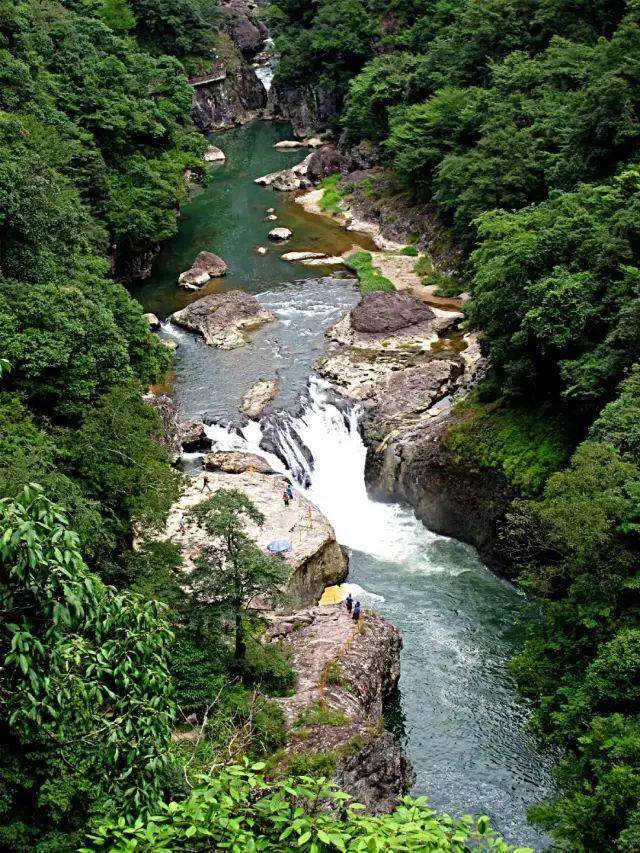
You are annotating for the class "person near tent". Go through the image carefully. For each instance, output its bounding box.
[345,593,353,614]
[352,601,361,622]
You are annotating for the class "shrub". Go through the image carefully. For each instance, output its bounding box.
[344,251,395,293]
[318,174,344,215]
[240,638,297,696]
[295,701,349,728]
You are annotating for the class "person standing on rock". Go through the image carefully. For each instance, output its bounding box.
[346,593,353,614]
[352,601,361,622]
[201,475,212,493]
[282,487,290,507]
[285,483,294,502]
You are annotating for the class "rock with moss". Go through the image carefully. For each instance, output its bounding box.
[265,605,413,811]
[171,290,275,348]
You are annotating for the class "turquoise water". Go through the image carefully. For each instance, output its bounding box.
[132,121,373,318]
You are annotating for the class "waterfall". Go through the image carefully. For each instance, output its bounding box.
[205,377,444,563]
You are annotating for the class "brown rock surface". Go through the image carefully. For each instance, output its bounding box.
[351,291,435,334]
[171,290,275,348]
[162,464,348,609]
[265,605,413,811]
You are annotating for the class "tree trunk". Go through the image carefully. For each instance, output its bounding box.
[234,612,245,660]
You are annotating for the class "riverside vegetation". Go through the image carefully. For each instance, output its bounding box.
[269,0,640,848]
[0,0,524,851]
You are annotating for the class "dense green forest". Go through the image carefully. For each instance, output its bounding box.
[269,0,640,848]
[3,0,640,848]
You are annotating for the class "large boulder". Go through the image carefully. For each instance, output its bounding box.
[204,145,226,163]
[240,378,280,419]
[204,450,276,475]
[171,290,275,348]
[351,291,435,334]
[178,251,227,289]
[306,146,347,183]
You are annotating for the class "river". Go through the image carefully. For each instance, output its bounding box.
[134,121,554,849]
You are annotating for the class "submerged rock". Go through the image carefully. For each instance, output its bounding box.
[178,251,227,288]
[162,464,348,608]
[268,227,292,242]
[266,605,413,811]
[171,290,275,348]
[240,378,280,419]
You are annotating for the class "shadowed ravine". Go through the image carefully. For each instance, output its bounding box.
[138,121,553,849]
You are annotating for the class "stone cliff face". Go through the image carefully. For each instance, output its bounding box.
[192,60,267,131]
[270,81,340,138]
[190,1,269,131]
[365,409,516,573]
[317,289,513,571]
[266,605,413,811]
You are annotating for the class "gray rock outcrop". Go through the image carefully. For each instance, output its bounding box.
[171,290,275,348]
[266,605,413,811]
[178,251,227,289]
[144,394,211,462]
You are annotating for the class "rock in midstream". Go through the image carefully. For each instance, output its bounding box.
[171,290,275,348]
[240,378,280,419]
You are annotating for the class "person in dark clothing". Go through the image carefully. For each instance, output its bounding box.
[282,489,290,506]
[345,593,353,614]
[201,475,212,493]
[352,601,361,622]
[285,483,294,502]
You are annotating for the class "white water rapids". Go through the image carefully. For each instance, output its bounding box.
[205,378,444,564]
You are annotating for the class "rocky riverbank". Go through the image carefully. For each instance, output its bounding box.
[266,604,413,811]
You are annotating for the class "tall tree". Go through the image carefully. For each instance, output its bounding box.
[190,489,288,661]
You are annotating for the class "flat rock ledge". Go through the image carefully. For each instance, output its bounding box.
[178,251,227,289]
[265,605,413,812]
[171,290,275,348]
[162,462,348,609]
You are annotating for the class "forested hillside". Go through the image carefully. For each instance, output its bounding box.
[269,0,640,848]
